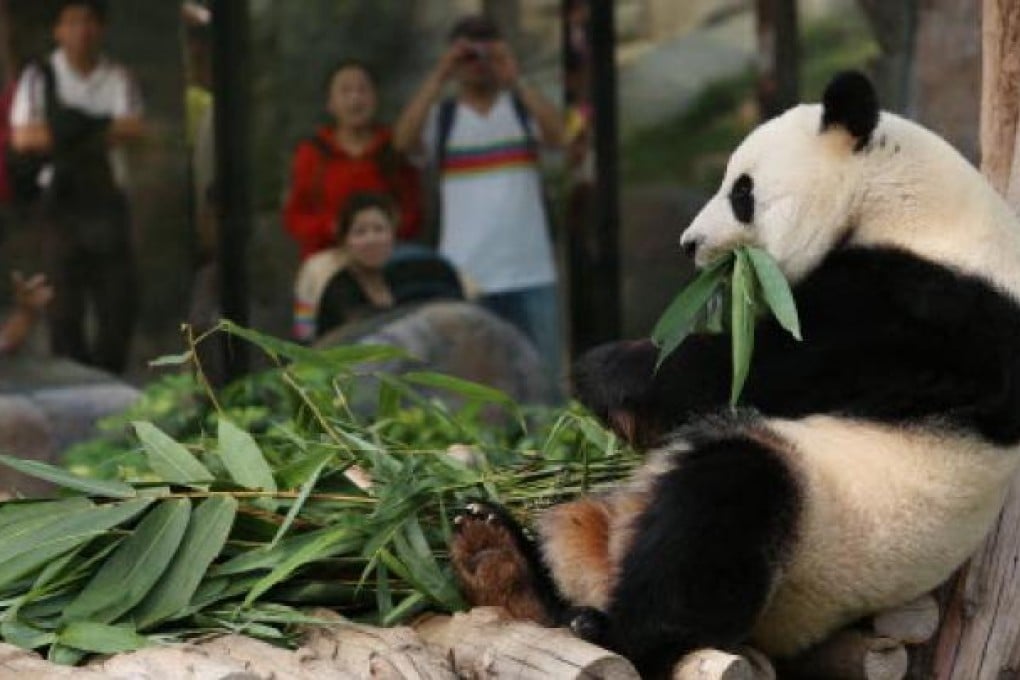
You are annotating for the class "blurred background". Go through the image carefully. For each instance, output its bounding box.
[0,0,980,383]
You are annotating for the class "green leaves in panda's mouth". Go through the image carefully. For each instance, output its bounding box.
[650,245,802,406]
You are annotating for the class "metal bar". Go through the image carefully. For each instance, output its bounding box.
[587,0,621,346]
[211,0,251,380]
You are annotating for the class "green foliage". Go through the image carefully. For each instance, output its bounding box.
[652,246,801,406]
[0,323,635,663]
[622,13,880,190]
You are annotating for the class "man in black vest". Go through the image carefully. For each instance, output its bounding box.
[10,0,144,374]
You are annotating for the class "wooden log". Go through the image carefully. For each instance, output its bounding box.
[738,646,778,680]
[415,607,640,679]
[872,595,940,645]
[780,630,908,680]
[672,648,759,680]
[95,642,261,679]
[0,643,95,679]
[302,609,455,679]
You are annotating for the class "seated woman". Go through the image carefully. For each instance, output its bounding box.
[309,193,465,342]
[315,193,399,339]
[283,60,422,261]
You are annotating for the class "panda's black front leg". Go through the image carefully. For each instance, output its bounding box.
[573,337,730,449]
[449,501,567,626]
[597,435,802,678]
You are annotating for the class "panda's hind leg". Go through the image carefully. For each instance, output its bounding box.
[603,434,802,678]
[450,501,564,626]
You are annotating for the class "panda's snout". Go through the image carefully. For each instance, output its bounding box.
[681,235,702,259]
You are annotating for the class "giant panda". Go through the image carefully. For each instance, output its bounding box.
[448,71,1020,678]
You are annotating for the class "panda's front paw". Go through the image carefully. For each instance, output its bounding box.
[573,340,662,448]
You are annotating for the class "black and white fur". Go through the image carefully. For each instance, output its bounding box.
[450,72,1020,677]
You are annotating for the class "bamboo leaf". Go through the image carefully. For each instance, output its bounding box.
[0,455,136,499]
[217,419,277,494]
[0,499,153,590]
[47,642,85,666]
[213,526,346,577]
[402,372,516,409]
[1,619,56,650]
[132,496,236,630]
[133,422,213,485]
[746,246,802,340]
[268,459,326,549]
[0,498,93,531]
[64,499,191,623]
[243,524,362,606]
[730,249,757,406]
[375,560,393,620]
[218,320,407,368]
[377,380,401,420]
[58,621,148,654]
[382,592,428,626]
[148,350,194,367]
[391,517,464,610]
[652,254,733,367]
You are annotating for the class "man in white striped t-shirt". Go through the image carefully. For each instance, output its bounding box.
[10,0,144,374]
[395,15,566,390]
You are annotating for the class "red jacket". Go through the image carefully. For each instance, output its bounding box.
[283,126,422,259]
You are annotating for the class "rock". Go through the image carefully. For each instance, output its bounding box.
[0,356,140,496]
[317,301,557,406]
[0,395,57,497]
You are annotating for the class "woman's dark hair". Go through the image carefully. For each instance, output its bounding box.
[336,192,398,241]
[324,59,377,97]
[55,0,107,23]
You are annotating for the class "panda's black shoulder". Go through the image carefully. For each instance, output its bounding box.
[795,246,1015,329]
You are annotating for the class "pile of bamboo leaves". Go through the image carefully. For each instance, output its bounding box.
[0,322,636,664]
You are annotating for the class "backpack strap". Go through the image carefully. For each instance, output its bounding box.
[306,135,335,207]
[509,91,536,153]
[40,60,58,120]
[435,96,458,171]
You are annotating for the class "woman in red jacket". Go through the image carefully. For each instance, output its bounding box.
[284,60,422,259]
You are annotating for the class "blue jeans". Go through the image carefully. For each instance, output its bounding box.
[481,284,563,395]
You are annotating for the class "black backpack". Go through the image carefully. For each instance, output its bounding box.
[4,61,57,207]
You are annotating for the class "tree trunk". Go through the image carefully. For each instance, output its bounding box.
[755,0,799,120]
[910,0,981,162]
[910,2,1020,677]
[855,0,917,113]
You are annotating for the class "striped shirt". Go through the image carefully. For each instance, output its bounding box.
[424,91,554,294]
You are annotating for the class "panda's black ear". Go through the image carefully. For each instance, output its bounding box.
[821,71,879,151]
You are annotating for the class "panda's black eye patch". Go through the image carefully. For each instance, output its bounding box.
[729,173,754,224]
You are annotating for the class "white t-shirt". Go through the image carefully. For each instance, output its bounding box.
[10,49,143,188]
[423,91,555,294]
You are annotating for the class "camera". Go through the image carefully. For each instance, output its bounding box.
[463,42,489,62]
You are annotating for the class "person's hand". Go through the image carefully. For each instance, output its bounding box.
[489,41,520,88]
[11,272,54,314]
[434,39,472,83]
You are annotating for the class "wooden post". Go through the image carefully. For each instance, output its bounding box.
[754,0,798,120]
[211,0,251,380]
[911,2,1020,677]
[585,0,621,349]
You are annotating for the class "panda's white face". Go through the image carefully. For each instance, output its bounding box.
[681,105,867,283]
